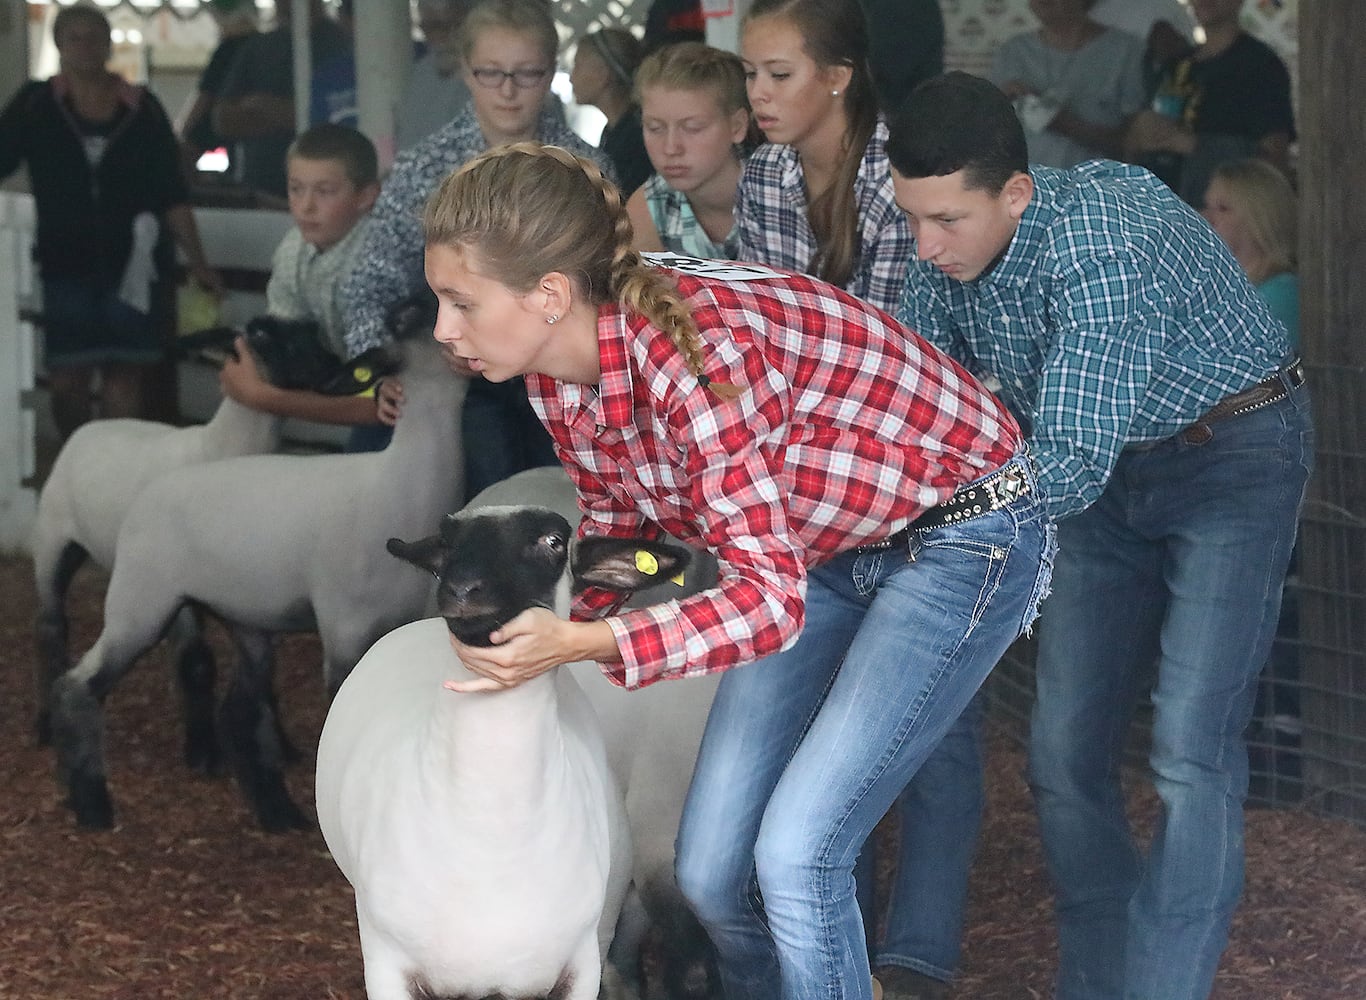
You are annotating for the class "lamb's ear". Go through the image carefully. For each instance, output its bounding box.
[386,534,446,576]
[572,537,692,593]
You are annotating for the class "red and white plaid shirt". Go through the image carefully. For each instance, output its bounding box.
[527,269,1021,688]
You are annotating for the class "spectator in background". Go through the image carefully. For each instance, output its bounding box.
[310,0,358,129]
[343,0,612,481]
[396,0,475,153]
[626,41,753,258]
[642,0,705,51]
[218,123,401,432]
[213,0,353,201]
[1124,0,1294,209]
[0,3,220,440]
[1091,0,1196,92]
[990,0,1145,168]
[1202,157,1298,345]
[738,0,912,312]
[571,27,652,198]
[180,0,259,177]
[858,0,943,114]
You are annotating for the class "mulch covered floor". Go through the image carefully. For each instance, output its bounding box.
[1,556,1363,999]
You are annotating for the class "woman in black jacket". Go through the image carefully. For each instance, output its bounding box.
[0,4,219,438]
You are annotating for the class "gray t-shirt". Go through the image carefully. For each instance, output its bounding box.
[991,27,1145,168]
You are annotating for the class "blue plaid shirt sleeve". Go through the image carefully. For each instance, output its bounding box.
[1030,252,1167,518]
[851,131,915,315]
[897,269,974,368]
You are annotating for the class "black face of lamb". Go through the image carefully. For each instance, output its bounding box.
[388,509,574,647]
[244,316,338,390]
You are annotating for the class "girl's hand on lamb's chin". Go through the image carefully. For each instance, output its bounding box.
[443,608,569,693]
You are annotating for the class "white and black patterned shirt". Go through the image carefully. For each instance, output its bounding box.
[342,103,615,355]
[735,118,913,316]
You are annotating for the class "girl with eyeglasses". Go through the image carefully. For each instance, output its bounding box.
[342,0,613,494]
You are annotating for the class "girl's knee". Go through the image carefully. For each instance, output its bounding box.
[675,839,747,926]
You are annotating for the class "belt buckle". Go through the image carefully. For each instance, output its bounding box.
[985,468,1026,507]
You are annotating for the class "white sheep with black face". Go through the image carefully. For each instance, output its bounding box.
[315,506,692,1000]
[48,332,464,833]
[465,469,724,1000]
[30,317,394,772]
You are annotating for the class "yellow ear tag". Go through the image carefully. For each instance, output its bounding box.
[354,365,372,383]
[670,570,685,587]
[635,550,659,576]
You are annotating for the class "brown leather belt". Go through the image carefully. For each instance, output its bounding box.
[1177,359,1306,445]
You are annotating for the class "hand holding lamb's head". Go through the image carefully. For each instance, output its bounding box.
[387,507,692,647]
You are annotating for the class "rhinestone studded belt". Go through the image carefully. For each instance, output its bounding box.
[859,465,1031,551]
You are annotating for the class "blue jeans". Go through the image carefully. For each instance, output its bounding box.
[675,455,1055,1000]
[1028,387,1313,1000]
[873,693,985,982]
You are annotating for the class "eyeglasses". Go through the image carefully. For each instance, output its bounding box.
[470,66,551,89]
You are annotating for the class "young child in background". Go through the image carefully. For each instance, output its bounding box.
[626,41,753,259]
[219,123,402,428]
[571,27,652,198]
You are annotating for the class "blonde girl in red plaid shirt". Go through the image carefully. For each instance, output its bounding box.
[421,143,1053,1000]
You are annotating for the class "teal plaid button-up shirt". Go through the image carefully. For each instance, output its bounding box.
[898,160,1292,520]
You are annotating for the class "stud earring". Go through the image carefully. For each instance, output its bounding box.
[831,89,840,97]
[546,314,560,325]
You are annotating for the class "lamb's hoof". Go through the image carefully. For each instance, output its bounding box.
[68,773,115,830]
[251,777,312,833]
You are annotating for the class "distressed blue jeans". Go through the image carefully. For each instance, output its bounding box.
[675,455,1055,1000]
[1029,386,1313,1000]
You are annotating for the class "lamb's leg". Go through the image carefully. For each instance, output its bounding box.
[559,934,605,1000]
[168,605,220,775]
[355,909,419,1000]
[52,604,171,829]
[604,888,649,1000]
[32,540,87,746]
[218,625,309,832]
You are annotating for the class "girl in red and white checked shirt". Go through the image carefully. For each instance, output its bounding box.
[421,143,1054,1000]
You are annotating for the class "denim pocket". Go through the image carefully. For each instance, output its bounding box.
[909,518,1013,636]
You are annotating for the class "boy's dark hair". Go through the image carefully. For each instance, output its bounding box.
[886,71,1028,196]
[287,123,379,190]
